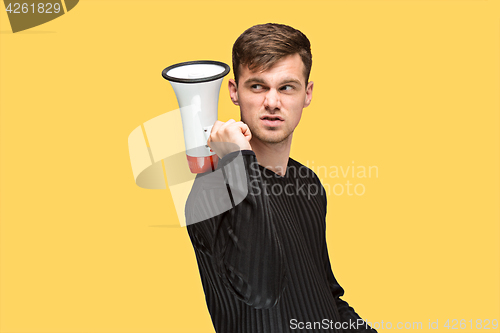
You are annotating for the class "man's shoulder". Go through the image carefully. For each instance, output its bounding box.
[287,157,323,185]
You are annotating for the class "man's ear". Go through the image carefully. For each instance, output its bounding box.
[304,81,314,108]
[228,79,239,106]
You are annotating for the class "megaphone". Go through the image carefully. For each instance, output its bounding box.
[162,60,230,174]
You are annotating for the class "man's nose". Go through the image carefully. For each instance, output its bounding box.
[263,89,280,110]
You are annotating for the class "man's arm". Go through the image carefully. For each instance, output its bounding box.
[323,257,377,333]
[186,149,287,310]
[318,180,377,333]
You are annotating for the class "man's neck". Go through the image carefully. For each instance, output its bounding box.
[250,135,292,177]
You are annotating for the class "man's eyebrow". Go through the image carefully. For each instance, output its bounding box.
[243,77,303,86]
[243,77,266,85]
[280,77,302,86]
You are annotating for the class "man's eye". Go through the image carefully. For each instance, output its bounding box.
[280,85,294,91]
[251,84,263,90]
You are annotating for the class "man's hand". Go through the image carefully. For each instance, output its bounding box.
[207,119,252,158]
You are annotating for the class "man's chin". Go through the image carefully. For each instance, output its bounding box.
[253,132,291,145]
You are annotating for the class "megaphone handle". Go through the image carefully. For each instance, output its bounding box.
[203,125,213,146]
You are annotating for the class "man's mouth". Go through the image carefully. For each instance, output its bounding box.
[260,116,284,128]
[261,115,284,121]
[260,115,284,127]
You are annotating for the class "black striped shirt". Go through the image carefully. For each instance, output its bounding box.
[186,150,375,333]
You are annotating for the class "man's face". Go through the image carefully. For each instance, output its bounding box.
[228,53,313,146]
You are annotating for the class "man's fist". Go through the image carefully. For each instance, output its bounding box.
[207,119,252,158]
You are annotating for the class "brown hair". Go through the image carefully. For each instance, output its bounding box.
[232,23,312,86]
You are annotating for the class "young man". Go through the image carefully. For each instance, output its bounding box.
[185,23,376,333]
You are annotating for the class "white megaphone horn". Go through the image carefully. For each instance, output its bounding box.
[162,60,230,174]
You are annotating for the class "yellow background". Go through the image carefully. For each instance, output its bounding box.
[1,0,499,332]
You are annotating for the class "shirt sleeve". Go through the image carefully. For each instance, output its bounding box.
[186,150,287,310]
[319,180,378,333]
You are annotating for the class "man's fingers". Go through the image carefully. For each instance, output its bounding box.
[208,120,224,146]
[206,119,253,154]
[218,119,236,133]
[210,120,224,135]
[235,122,252,139]
[210,119,238,140]
[209,119,251,147]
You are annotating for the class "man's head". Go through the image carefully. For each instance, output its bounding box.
[229,23,314,147]
[232,23,312,87]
